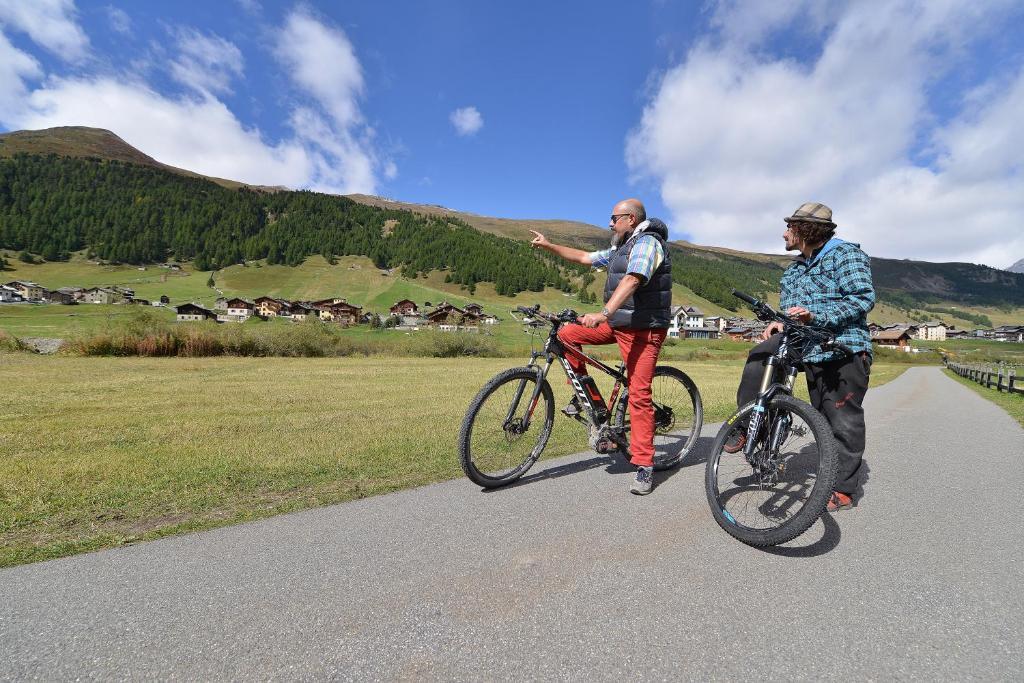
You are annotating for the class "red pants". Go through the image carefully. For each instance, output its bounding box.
[557,323,667,467]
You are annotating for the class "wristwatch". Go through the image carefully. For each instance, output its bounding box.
[601,307,611,318]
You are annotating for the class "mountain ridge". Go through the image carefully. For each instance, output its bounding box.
[1,126,1022,316]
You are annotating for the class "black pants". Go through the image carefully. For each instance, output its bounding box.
[736,335,871,496]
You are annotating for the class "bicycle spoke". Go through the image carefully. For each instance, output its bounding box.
[711,410,820,532]
[468,375,545,479]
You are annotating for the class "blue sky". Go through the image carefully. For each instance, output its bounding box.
[1,1,1022,268]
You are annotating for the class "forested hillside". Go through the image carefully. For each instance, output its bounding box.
[0,153,581,297]
[2,141,1021,314]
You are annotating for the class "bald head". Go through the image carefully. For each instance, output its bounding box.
[614,198,646,223]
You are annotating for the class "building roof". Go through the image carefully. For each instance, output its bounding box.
[872,329,912,341]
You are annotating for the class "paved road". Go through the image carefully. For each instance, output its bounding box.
[2,367,1022,680]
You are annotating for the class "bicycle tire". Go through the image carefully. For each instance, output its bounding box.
[458,367,555,488]
[611,365,703,471]
[705,394,838,547]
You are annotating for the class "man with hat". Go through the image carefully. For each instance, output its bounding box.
[726,202,875,512]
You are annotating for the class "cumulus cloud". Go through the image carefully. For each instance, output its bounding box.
[0,0,89,62]
[170,28,244,96]
[271,8,390,193]
[628,0,1024,267]
[15,77,314,187]
[0,31,41,121]
[450,106,483,136]
[275,9,363,128]
[0,6,389,196]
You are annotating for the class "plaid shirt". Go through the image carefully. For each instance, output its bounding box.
[780,239,875,363]
[589,233,664,282]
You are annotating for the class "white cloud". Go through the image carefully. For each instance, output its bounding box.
[0,7,390,197]
[450,106,483,136]
[14,77,315,188]
[0,0,88,62]
[170,28,243,96]
[275,9,363,128]
[0,31,42,122]
[105,6,131,35]
[627,0,1024,267]
[271,8,390,194]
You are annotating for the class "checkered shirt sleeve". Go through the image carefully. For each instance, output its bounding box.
[588,235,664,281]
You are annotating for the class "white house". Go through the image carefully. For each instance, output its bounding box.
[668,305,705,338]
[916,321,947,341]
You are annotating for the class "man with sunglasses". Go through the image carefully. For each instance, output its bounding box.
[726,202,875,512]
[529,198,671,495]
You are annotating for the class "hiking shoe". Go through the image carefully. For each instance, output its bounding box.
[630,466,654,495]
[723,433,746,454]
[827,491,854,512]
[561,396,582,418]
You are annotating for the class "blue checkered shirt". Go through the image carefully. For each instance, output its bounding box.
[780,239,875,363]
[589,234,664,282]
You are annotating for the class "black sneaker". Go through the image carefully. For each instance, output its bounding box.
[561,396,582,418]
[630,466,654,495]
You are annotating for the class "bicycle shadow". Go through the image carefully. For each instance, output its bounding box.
[480,432,718,493]
[757,512,842,557]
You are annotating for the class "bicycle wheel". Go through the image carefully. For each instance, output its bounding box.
[705,394,837,547]
[611,365,703,471]
[458,367,555,488]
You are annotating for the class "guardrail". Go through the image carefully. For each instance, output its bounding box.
[946,361,1024,396]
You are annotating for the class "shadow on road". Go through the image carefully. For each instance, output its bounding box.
[756,511,842,557]
[479,433,718,493]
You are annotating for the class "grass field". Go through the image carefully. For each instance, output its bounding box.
[943,369,1024,427]
[0,354,910,567]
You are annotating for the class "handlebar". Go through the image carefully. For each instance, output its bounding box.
[731,289,759,307]
[513,305,579,326]
[731,289,855,358]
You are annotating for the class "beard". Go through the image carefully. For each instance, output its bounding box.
[610,229,630,248]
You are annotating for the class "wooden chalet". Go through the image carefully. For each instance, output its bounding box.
[389,299,419,315]
[425,301,467,326]
[175,303,218,322]
[871,328,912,350]
[42,289,76,305]
[254,296,291,318]
[317,300,363,325]
[289,302,318,322]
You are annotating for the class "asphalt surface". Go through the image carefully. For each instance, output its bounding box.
[2,366,1022,680]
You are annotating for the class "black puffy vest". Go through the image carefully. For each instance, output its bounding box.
[603,218,672,329]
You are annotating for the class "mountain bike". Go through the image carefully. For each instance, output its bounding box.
[705,290,853,547]
[458,305,703,488]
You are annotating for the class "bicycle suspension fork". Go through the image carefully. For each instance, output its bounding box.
[504,353,554,430]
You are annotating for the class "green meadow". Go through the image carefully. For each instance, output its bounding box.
[0,353,911,567]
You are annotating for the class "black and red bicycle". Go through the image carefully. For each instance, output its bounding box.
[458,305,703,487]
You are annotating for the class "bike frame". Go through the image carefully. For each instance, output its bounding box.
[509,319,629,432]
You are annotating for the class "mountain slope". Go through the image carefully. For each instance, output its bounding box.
[0,126,269,191]
[1008,258,1024,274]
[1,126,1022,317]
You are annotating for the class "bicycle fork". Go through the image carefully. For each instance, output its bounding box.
[503,354,554,431]
[743,361,799,467]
